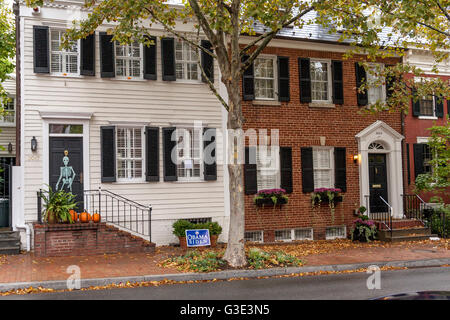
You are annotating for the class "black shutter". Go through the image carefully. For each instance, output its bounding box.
[406,143,411,185]
[435,95,444,118]
[301,147,314,193]
[161,37,176,81]
[145,127,159,182]
[201,40,214,83]
[280,147,293,194]
[203,127,217,181]
[412,89,421,117]
[244,146,257,195]
[385,65,394,99]
[99,32,115,78]
[355,62,368,106]
[143,36,157,80]
[277,56,290,102]
[332,60,344,104]
[80,33,96,76]
[334,147,347,192]
[162,127,177,181]
[413,143,424,178]
[33,26,49,74]
[299,58,312,103]
[242,55,254,101]
[101,126,116,182]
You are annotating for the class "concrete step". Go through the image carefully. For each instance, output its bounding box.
[0,246,20,255]
[378,227,431,239]
[0,237,20,247]
[0,231,20,240]
[382,234,438,243]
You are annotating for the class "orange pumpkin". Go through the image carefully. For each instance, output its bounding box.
[69,210,77,222]
[80,211,89,223]
[93,212,101,223]
[87,213,92,221]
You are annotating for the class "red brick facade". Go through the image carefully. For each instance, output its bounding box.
[242,45,403,241]
[33,222,155,257]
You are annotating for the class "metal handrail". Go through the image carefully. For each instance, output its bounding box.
[379,196,393,217]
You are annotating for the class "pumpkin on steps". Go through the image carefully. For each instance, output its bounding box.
[92,212,101,223]
[80,211,89,223]
[69,210,78,223]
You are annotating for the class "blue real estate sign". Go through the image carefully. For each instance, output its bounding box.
[185,229,211,247]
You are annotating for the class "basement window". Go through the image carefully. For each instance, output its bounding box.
[325,226,346,240]
[294,228,313,241]
[244,231,263,243]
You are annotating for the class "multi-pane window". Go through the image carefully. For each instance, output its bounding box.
[116,127,143,180]
[422,144,432,174]
[419,96,435,117]
[254,57,276,99]
[256,146,280,191]
[1,98,15,124]
[313,147,334,188]
[115,42,142,78]
[367,64,385,104]
[310,60,331,101]
[176,127,202,179]
[175,40,200,81]
[50,30,79,74]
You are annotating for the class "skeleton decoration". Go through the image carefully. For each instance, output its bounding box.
[56,150,76,192]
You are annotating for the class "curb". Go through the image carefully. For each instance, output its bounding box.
[1,258,449,293]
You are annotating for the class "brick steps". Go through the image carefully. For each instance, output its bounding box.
[0,230,20,255]
[375,219,436,242]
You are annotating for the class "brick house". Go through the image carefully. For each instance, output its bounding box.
[239,34,406,242]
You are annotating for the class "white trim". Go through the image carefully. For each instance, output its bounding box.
[115,126,146,183]
[417,136,430,144]
[312,146,335,189]
[366,63,386,105]
[254,54,278,101]
[39,111,93,120]
[114,41,144,80]
[310,58,333,103]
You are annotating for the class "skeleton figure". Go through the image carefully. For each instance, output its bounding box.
[56,151,76,192]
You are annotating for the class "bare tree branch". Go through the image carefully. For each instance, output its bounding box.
[434,0,450,24]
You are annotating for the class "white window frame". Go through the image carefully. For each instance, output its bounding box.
[176,126,204,182]
[366,63,386,105]
[116,126,145,182]
[244,230,264,243]
[256,146,281,192]
[325,226,347,240]
[310,59,332,103]
[50,29,80,76]
[114,41,143,80]
[254,55,278,101]
[313,147,335,189]
[1,96,15,126]
[418,95,437,119]
[175,39,201,82]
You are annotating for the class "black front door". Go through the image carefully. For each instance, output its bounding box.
[49,137,84,210]
[368,153,388,213]
[0,158,14,228]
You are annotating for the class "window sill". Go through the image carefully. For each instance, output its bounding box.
[309,102,335,109]
[174,79,204,85]
[252,100,281,106]
[112,77,146,82]
[418,116,438,120]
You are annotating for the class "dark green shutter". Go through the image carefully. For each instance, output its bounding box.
[277,56,290,102]
[101,126,116,182]
[412,89,421,117]
[332,60,344,104]
[242,55,254,101]
[299,58,312,103]
[244,146,257,195]
[161,37,176,81]
[33,26,49,74]
[280,147,293,194]
[162,127,177,181]
[203,127,217,181]
[385,64,394,99]
[99,32,115,78]
[406,143,411,185]
[334,147,347,192]
[435,95,444,118]
[80,33,96,76]
[413,143,424,178]
[143,36,157,80]
[301,147,314,193]
[201,40,214,83]
[145,127,159,182]
[355,62,368,106]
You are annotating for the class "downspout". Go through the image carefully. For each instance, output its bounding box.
[14,0,21,166]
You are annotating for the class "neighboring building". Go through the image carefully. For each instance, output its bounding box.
[403,49,450,204]
[12,1,229,246]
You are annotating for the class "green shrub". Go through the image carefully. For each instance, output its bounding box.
[172,220,223,237]
[427,205,449,238]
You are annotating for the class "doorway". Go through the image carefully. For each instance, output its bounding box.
[368,153,388,213]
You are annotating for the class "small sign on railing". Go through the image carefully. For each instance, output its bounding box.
[185,229,211,247]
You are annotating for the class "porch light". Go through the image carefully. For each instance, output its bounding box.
[31,136,37,152]
[353,154,361,163]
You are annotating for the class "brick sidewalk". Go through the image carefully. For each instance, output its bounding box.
[0,240,448,284]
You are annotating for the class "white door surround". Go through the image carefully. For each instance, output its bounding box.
[355,121,404,218]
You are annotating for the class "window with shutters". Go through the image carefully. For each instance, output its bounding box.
[313,147,334,189]
[422,144,433,174]
[419,95,435,117]
[176,127,203,180]
[366,63,386,105]
[254,56,277,100]
[116,127,144,181]
[115,42,142,78]
[50,30,79,75]
[310,60,332,102]
[1,97,15,124]
[256,146,280,191]
[175,40,200,81]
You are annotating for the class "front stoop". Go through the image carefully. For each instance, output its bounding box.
[378,227,437,242]
[0,230,21,255]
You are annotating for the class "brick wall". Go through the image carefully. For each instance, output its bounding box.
[33,222,155,257]
[241,46,403,241]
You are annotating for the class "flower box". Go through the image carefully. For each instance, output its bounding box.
[313,196,343,205]
[253,189,289,208]
[255,197,288,207]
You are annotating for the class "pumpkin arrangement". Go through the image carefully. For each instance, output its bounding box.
[72,210,101,223]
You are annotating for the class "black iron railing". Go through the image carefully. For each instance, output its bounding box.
[364,195,393,237]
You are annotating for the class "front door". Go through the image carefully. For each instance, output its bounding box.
[49,137,84,210]
[368,153,388,213]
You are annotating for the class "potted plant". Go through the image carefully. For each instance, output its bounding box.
[354,205,367,216]
[311,188,343,224]
[253,189,289,207]
[351,215,377,242]
[204,221,222,247]
[40,186,78,224]
[172,219,194,249]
